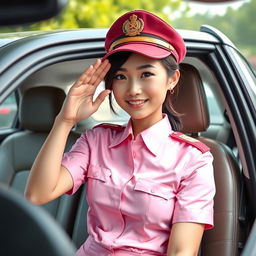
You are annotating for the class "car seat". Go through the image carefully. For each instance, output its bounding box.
[0,86,81,236]
[172,63,247,256]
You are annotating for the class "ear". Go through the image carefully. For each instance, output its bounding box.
[167,70,180,90]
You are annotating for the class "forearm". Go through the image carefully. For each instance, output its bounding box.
[25,116,74,204]
[167,223,204,256]
[168,250,198,256]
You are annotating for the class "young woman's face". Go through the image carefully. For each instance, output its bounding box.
[112,53,179,127]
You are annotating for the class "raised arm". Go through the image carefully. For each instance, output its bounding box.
[25,59,111,205]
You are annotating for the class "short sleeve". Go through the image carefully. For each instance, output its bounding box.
[172,151,215,230]
[61,133,90,195]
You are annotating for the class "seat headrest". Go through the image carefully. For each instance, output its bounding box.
[19,86,66,132]
[173,64,210,134]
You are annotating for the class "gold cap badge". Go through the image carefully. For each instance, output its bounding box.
[122,14,144,36]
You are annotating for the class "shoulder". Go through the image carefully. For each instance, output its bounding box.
[86,123,126,138]
[82,123,126,145]
[170,131,210,154]
[93,123,126,130]
[93,123,126,132]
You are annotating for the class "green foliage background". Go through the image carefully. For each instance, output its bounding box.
[2,0,183,31]
[1,0,255,62]
[173,0,256,58]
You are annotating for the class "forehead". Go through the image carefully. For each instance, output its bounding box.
[121,53,163,68]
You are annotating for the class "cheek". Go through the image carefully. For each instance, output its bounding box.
[146,83,168,99]
[112,83,124,102]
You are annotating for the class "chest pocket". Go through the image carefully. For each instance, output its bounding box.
[86,165,115,210]
[133,178,175,225]
[134,178,171,200]
[87,164,112,182]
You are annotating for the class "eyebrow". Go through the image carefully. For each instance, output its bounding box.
[118,64,156,71]
[137,64,156,70]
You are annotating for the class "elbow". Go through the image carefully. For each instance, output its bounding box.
[24,190,47,205]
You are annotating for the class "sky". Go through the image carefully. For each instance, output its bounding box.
[184,0,246,16]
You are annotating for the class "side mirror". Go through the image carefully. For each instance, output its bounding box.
[0,0,67,26]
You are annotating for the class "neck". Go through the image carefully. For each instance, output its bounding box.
[131,115,163,139]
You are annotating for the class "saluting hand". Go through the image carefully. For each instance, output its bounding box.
[58,59,111,125]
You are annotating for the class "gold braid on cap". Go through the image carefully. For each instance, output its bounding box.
[109,14,174,52]
[109,35,175,52]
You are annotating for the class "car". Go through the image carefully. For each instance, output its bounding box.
[0,93,18,129]
[0,25,255,256]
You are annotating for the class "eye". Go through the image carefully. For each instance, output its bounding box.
[141,72,154,78]
[114,74,126,80]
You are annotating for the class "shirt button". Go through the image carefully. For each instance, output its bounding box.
[133,152,136,158]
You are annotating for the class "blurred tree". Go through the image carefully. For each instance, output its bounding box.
[1,0,254,61]
[2,0,186,32]
[173,0,256,56]
[233,0,256,46]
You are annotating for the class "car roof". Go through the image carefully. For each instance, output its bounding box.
[0,27,226,49]
[0,27,236,75]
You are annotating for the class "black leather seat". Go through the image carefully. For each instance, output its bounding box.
[0,86,80,236]
[173,64,246,256]
[0,184,76,256]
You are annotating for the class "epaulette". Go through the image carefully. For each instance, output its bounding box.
[94,123,125,131]
[170,131,210,153]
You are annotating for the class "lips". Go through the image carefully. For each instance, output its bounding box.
[126,99,148,108]
[128,100,145,105]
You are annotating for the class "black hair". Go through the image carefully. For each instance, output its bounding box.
[104,51,182,131]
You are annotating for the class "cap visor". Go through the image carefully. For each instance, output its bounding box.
[103,43,172,61]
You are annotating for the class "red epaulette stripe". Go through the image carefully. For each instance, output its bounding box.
[94,123,125,131]
[170,131,210,153]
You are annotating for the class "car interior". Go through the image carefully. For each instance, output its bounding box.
[0,56,251,255]
[0,183,76,256]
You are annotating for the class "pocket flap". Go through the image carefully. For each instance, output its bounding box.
[134,179,171,200]
[87,165,111,182]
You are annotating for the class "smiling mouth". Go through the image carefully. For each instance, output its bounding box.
[126,99,148,107]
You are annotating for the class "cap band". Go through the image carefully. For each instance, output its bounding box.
[109,35,175,52]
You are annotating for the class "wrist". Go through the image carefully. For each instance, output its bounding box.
[54,115,76,131]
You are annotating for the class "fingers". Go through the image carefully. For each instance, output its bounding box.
[74,65,94,87]
[78,59,101,84]
[90,59,110,84]
[91,61,111,88]
[74,59,110,88]
[93,89,111,109]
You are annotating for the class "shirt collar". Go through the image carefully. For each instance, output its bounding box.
[109,114,173,156]
[109,119,133,148]
[140,114,173,156]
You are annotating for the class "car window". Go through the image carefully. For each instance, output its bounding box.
[0,92,18,129]
[204,83,224,125]
[230,48,256,107]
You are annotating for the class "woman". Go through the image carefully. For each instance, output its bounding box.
[25,10,215,256]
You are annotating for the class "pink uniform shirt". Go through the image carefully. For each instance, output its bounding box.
[62,115,215,256]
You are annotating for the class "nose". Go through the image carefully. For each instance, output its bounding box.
[127,78,142,96]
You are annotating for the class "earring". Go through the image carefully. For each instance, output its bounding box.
[169,89,175,95]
